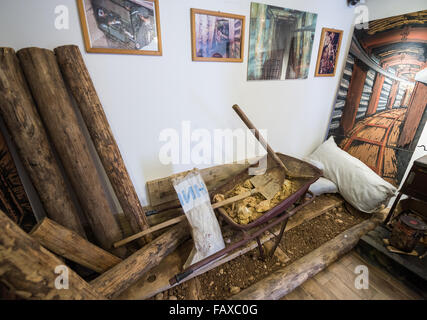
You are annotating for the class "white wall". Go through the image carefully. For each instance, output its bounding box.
[0,0,425,206]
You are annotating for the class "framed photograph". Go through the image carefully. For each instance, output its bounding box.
[77,0,162,55]
[314,28,343,77]
[191,8,245,62]
[247,3,318,80]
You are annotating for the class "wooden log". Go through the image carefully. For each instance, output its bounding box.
[0,47,86,237]
[54,45,151,244]
[30,217,122,273]
[91,222,190,299]
[17,47,125,257]
[231,213,383,300]
[0,210,104,300]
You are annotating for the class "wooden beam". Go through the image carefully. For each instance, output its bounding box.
[0,47,85,236]
[17,47,126,257]
[387,80,400,109]
[398,81,427,148]
[91,222,190,299]
[54,45,151,245]
[231,213,383,300]
[340,58,369,135]
[366,73,385,116]
[117,195,344,300]
[0,210,104,300]
[360,27,427,50]
[30,217,122,273]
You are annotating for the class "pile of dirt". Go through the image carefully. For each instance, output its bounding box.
[159,202,370,300]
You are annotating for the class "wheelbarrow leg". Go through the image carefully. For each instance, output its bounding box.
[269,218,288,257]
[256,236,265,260]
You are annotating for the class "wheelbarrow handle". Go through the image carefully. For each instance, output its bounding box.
[169,269,194,286]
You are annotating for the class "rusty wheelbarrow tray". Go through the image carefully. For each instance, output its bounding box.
[169,153,322,285]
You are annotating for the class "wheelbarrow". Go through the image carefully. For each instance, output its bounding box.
[169,153,322,285]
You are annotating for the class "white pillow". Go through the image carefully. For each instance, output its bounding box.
[307,136,396,213]
[309,177,338,196]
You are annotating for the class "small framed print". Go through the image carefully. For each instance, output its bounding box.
[191,8,245,62]
[314,28,343,77]
[77,0,162,55]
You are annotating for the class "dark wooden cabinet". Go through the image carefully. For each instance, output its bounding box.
[385,154,427,224]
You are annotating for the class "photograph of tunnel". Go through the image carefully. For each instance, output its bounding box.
[247,2,317,80]
[328,10,427,186]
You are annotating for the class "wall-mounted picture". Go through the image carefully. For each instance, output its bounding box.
[314,28,343,77]
[77,0,162,55]
[327,10,427,186]
[247,2,317,80]
[191,9,245,62]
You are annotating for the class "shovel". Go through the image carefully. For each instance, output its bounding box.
[212,177,280,209]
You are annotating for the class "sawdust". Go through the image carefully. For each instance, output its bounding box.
[213,178,302,225]
[162,202,370,300]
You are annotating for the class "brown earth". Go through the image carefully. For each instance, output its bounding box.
[156,201,370,300]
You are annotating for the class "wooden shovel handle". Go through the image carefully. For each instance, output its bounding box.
[211,189,257,209]
[232,104,290,175]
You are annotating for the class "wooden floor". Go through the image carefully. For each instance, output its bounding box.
[282,250,423,300]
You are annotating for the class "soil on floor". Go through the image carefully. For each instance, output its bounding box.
[156,201,370,300]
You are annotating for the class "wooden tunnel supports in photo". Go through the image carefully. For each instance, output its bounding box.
[91,222,190,299]
[231,213,383,300]
[30,217,122,274]
[0,47,86,237]
[17,47,125,257]
[54,45,151,245]
[0,210,104,300]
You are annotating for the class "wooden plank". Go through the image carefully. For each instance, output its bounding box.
[30,217,122,273]
[146,160,255,207]
[300,277,338,300]
[117,194,343,299]
[281,286,314,300]
[91,222,190,299]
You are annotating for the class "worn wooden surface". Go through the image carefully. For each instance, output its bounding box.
[91,222,190,299]
[55,45,151,244]
[283,250,422,300]
[118,194,343,299]
[0,210,104,300]
[0,47,85,236]
[30,217,122,273]
[231,213,382,300]
[17,47,125,257]
[146,160,253,208]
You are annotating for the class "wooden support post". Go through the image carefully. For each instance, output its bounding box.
[30,217,122,273]
[17,47,125,257]
[0,47,85,237]
[366,73,385,116]
[340,58,368,135]
[387,80,399,110]
[0,210,104,300]
[398,81,427,148]
[54,45,151,245]
[91,222,190,299]
[231,213,383,300]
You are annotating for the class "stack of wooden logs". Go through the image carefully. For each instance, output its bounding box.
[0,45,190,299]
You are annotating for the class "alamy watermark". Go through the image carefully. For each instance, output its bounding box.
[159,121,268,174]
[54,5,69,30]
[54,265,69,289]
